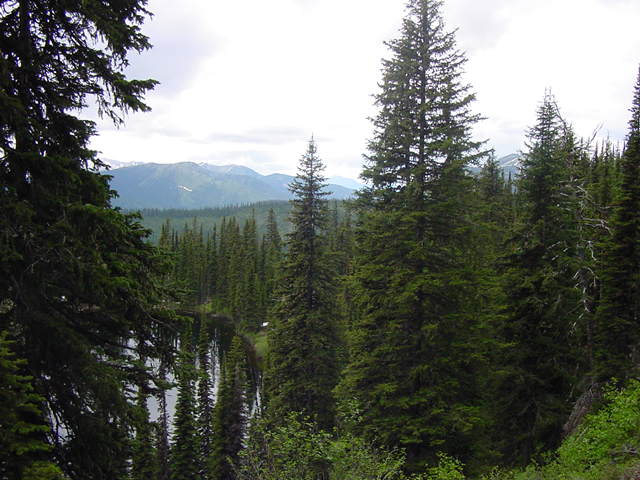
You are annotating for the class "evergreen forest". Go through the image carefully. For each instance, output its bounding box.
[2,0,640,479]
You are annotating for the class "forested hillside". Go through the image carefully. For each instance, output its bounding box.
[137,201,293,244]
[2,0,640,480]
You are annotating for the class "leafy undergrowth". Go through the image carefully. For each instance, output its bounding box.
[234,381,640,480]
[488,380,640,480]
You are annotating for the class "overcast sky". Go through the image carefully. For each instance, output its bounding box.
[89,0,640,179]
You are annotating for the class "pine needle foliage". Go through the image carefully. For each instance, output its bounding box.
[0,332,64,480]
[265,138,339,430]
[0,1,175,477]
[211,335,248,480]
[170,333,200,480]
[594,68,640,383]
[340,0,489,471]
[496,93,582,465]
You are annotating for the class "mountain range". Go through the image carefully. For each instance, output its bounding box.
[105,155,521,210]
[106,161,358,209]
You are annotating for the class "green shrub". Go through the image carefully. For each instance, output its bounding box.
[236,412,418,480]
[501,380,640,480]
[554,379,640,478]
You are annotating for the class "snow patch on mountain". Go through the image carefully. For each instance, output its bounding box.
[498,154,521,168]
[100,158,143,171]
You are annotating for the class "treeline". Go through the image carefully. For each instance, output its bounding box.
[137,201,292,244]
[158,201,354,332]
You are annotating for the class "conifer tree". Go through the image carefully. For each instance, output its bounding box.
[170,333,200,480]
[197,322,215,480]
[225,220,244,321]
[0,1,175,477]
[467,158,514,465]
[590,141,622,215]
[131,339,158,480]
[241,217,260,331]
[0,332,64,480]
[261,208,283,321]
[159,219,174,250]
[204,231,218,302]
[496,93,581,464]
[265,138,339,430]
[595,68,640,382]
[264,208,283,254]
[131,389,158,480]
[339,0,488,470]
[210,336,248,480]
[156,360,172,480]
[562,132,603,377]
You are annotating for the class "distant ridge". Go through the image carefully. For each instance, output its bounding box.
[468,153,522,177]
[107,162,355,209]
[328,176,365,190]
[496,153,521,177]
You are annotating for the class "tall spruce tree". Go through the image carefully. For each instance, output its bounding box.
[131,389,157,480]
[594,68,640,382]
[496,93,581,465]
[156,360,172,480]
[131,344,158,480]
[170,333,200,480]
[197,322,215,480]
[210,335,248,480]
[240,217,260,331]
[0,1,176,478]
[265,138,339,430]
[261,208,283,319]
[338,0,488,471]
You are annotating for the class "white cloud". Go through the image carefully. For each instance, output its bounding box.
[90,0,640,179]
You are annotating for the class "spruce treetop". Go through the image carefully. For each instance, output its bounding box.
[628,67,640,139]
[266,137,338,430]
[289,137,330,210]
[362,0,486,201]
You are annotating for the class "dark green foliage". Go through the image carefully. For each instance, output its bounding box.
[261,208,283,319]
[339,0,489,471]
[238,217,261,331]
[211,336,248,480]
[131,389,158,480]
[595,68,640,382]
[496,93,583,465]
[153,212,284,378]
[265,138,339,430]
[197,322,215,480]
[137,201,293,244]
[0,1,180,478]
[170,333,200,480]
[489,380,640,480]
[174,219,208,303]
[156,359,173,480]
[465,158,515,466]
[264,208,283,253]
[0,332,64,480]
